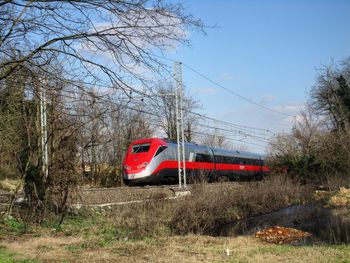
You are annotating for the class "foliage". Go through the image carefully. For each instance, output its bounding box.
[2,216,27,236]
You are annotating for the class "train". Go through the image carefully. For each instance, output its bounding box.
[122,137,269,185]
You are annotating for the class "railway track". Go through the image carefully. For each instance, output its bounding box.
[1,181,256,208]
[81,184,180,192]
[81,181,248,192]
[78,181,249,206]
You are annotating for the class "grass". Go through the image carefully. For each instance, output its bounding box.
[0,175,349,262]
[1,216,27,236]
[0,247,37,263]
[3,234,349,263]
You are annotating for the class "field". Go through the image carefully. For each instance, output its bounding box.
[1,225,350,263]
[1,176,350,262]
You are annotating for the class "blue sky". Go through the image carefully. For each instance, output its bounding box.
[164,0,350,142]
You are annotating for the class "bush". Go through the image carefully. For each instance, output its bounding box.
[109,176,310,237]
[269,113,350,186]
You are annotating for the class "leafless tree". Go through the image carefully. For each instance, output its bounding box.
[0,0,204,92]
[309,58,350,130]
[200,131,228,149]
[149,81,200,141]
[0,0,205,222]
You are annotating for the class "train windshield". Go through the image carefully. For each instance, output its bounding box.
[131,143,151,153]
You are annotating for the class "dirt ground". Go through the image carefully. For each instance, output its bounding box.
[1,234,350,263]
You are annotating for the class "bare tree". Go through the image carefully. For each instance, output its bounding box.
[0,0,204,92]
[200,131,228,148]
[150,81,200,141]
[310,58,350,131]
[0,0,205,222]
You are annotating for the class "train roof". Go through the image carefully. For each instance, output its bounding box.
[210,147,261,159]
[164,138,261,159]
[130,138,263,159]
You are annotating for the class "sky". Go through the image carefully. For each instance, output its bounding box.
[163,0,350,149]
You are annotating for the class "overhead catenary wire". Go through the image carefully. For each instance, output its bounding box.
[4,71,279,136]
[56,90,270,151]
[153,54,295,118]
[2,71,277,151]
[3,78,275,150]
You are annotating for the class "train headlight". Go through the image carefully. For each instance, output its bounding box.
[124,165,131,171]
[137,162,149,169]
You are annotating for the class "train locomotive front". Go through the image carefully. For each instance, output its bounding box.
[122,138,175,185]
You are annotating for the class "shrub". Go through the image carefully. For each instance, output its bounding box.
[109,176,310,237]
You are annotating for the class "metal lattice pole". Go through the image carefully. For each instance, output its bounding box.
[179,63,187,188]
[174,62,186,189]
[174,62,182,189]
[40,82,48,180]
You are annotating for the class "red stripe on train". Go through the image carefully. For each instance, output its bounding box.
[152,160,268,174]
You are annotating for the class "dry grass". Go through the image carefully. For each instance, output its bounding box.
[107,175,312,236]
[1,234,350,262]
[1,175,326,262]
[0,179,22,192]
[2,176,312,240]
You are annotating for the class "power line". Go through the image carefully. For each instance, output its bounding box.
[2,73,275,148]
[154,55,294,117]
[115,91,276,136]
[186,109,275,135]
[190,130,267,150]
[57,86,275,143]
[4,71,280,135]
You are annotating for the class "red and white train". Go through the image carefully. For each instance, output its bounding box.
[123,138,269,185]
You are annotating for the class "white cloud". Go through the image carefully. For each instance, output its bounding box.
[259,95,276,104]
[79,9,189,59]
[220,73,235,81]
[74,8,191,84]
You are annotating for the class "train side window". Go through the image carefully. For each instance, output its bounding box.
[205,155,212,162]
[154,146,167,157]
[214,155,222,163]
[196,154,212,162]
[230,157,239,164]
[215,155,231,163]
[195,154,203,162]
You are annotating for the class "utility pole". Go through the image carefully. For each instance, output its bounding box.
[40,81,48,180]
[174,61,187,189]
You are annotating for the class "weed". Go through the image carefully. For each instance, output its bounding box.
[0,247,37,263]
[2,216,26,235]
[64,245,82,251]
